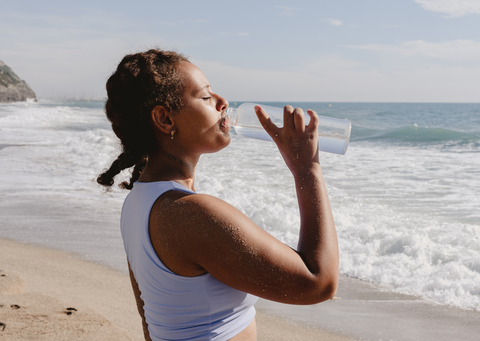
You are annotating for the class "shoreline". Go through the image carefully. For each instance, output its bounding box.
[0,237,354,341]
[256,275,480,341]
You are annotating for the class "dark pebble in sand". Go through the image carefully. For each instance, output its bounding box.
[0,322,5,331]
[10,305,20,309]
[65,307,77,315]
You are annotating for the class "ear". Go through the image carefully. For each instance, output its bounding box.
[151,105,175,135]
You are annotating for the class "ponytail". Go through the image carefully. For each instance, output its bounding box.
[97,49,188,189]
[97,151,144,189]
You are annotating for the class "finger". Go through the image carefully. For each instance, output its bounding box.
[293,108,305,134]
[305,109,319,133]
[283,105,294,132]
[255,105,280,137]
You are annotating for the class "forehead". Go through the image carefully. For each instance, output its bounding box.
[178,61,209,93]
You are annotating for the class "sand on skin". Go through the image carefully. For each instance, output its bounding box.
[0,238,354,341]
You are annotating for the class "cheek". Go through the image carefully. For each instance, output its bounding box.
[176,111,223,144]
[196,116,220,135]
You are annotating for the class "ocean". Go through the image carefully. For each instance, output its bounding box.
[1,99,479,314]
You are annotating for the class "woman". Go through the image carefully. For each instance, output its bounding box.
[98,49,339,341]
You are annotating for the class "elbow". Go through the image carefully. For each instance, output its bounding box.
[303,271,339,304]
[314,261,339,302]
[269,273,339,305]
[312,276,338,304]
[320,278,338,301]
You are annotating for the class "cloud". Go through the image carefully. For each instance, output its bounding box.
[0,10,181,98]
[322,18,343,26]
[193,56,480,102]
[414,0,480,17]
[275,5,300,16]
[195,59,319,101]
[329,19,343,26]
[347,40,480,61]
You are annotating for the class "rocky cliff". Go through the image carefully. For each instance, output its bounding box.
[0,60,37,103]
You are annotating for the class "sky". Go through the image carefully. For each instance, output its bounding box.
[1,0,480,102]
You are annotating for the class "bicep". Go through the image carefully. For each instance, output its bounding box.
[175,195,332,304]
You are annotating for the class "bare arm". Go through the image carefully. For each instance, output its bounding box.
[151,106,338,305]
[128,261,152,341]
[265,105,338,285]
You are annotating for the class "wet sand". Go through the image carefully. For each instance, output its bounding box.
[256,274,480,341]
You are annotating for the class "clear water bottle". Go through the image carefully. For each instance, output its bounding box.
[226,103,352,155]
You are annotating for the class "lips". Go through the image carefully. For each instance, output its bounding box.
[220,115,230,130]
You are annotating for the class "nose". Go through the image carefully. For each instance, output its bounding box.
[216,94,229,112]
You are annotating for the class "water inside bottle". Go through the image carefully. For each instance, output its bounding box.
[234,125,273,142]
[234,126,349,154]
[317,135,349,154]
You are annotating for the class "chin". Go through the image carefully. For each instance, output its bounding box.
[207,134,231,154]
[218,134,231,150]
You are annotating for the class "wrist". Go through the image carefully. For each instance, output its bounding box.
[292,162,322,179]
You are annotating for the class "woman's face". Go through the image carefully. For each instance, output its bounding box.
[174,61,231,154]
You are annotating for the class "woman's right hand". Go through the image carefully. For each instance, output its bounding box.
[254,104,338,283]
[254,105,320,177]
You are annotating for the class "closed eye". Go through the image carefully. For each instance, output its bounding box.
[202,96,211,101]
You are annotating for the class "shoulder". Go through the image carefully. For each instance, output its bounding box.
[151,191,256,244]
[150,189,269,270]
[149,190,256,273]
[153,190,244,223]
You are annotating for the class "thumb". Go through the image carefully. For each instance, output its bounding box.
[255,105,280,138]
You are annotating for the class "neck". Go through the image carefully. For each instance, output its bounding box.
[138,149,198,191]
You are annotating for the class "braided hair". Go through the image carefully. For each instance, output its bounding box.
[97,49,189,189]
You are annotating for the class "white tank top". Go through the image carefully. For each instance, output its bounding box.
[121,181,258,341]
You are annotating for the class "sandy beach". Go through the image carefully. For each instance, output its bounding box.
[0,237,354,341]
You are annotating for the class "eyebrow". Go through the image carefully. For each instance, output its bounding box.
[195,84,210,94]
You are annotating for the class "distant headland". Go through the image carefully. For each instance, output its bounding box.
[0,60,37,103]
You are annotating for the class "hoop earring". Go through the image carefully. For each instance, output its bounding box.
[171,130,175,140]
